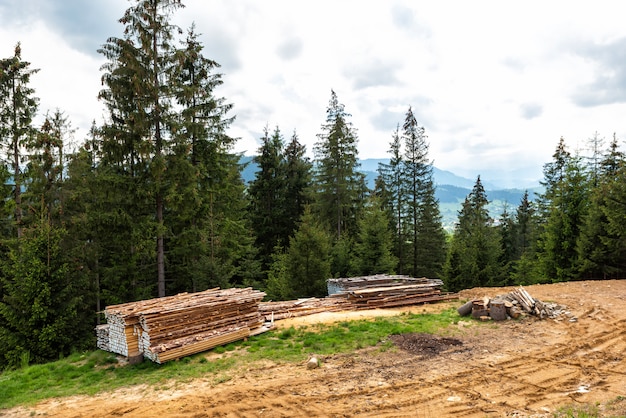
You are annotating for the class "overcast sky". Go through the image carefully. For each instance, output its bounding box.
[2,0,626,187]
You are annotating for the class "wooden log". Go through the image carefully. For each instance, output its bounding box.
[507,306,522,319]
[457,300,474,316]
[489,300,507,321]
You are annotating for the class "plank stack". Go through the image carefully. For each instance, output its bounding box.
[98,287,270,363]
[327,274,435,295]
[259,297,352,321]
[328,276,458,309]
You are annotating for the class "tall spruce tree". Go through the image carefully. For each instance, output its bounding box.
[98,0,183,297]
[283,130,312,240]
[443,176,501,291]
[313,90,365,240]
[0,43,39,238]
[248,126,287,273]
[376,125,408,273]
[167,23,245,292]
[578,134,625,279]
[537,156,589,282]
[413,169,446,278]
[510,190,539,285]
[600,159,626,277]
[402,107,429,276]
[496,205,516,285]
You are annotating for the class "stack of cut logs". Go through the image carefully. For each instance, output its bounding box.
[328,276,458,309]
[458,287,564,320]
[99,288,269,363]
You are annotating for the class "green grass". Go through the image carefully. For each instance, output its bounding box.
[552,396,626,418]
[0,308,462,410]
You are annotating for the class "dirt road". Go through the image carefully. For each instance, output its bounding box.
[6,280,626,417]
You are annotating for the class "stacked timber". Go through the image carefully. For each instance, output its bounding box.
[103,290,200,357]
[100,287,269,363]
[140,288,267,363]
[95,324,110,352]
[327,274,434,295]
[329,277,458,309]
[259,297,352,321]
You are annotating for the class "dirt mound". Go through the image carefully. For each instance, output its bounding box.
[5,280,626,418]
[389,333,463,357]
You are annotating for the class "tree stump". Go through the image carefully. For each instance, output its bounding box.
[490,300,507,321]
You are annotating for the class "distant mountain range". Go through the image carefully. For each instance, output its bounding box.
[239,156,543,229]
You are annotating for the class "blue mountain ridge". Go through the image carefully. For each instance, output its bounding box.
[239,156,542,229]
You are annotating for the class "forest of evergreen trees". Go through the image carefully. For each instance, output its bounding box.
[1,0,625,368]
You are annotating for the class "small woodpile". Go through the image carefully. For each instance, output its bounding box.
[458,287,569,321]
[328,276,458,309]
[259,297,352,321]
[98,287,270,363]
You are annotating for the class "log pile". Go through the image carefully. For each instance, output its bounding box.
[328,277,458,309]
[99,287,270,363]
[458,287,570,321]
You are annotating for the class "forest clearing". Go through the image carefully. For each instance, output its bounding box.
[3,279,625,418]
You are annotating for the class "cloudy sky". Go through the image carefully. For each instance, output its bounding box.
[2,0,626,188]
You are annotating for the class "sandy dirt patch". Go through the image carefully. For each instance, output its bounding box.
[3,280,626,417]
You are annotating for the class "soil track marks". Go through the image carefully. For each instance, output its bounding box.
[5,280,626,417]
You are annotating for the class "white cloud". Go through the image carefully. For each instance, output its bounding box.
[3,0,626,186]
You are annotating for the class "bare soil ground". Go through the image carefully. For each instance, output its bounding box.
[5,280,626,417]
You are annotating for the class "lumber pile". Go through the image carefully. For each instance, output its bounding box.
[95,324,110,352]
[259,297,352,321]
[327,274,434,295]
[99,287,270,363]
[328,276,458,309]
[457,286,570,321]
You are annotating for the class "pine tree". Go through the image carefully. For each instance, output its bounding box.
[600,162,626,277]
[578,134,625,279]
[0,213,89,367]
[313,90,365,240]
[350,197,397,276]
[496,205,516,285]
[402,107,428,276]
[413,173,447,278]
[23,110,72,228]
[248,126,287,272]
[510,190,539,285]
[536,137,571,223]
[376,125,408,273]
[537,157,589,282]
[443,176,501,291]
[0,43,40,238]
[286,207,332,298]
[283,130,313,240]
[98,0,183,297]
[168,23,247,292]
